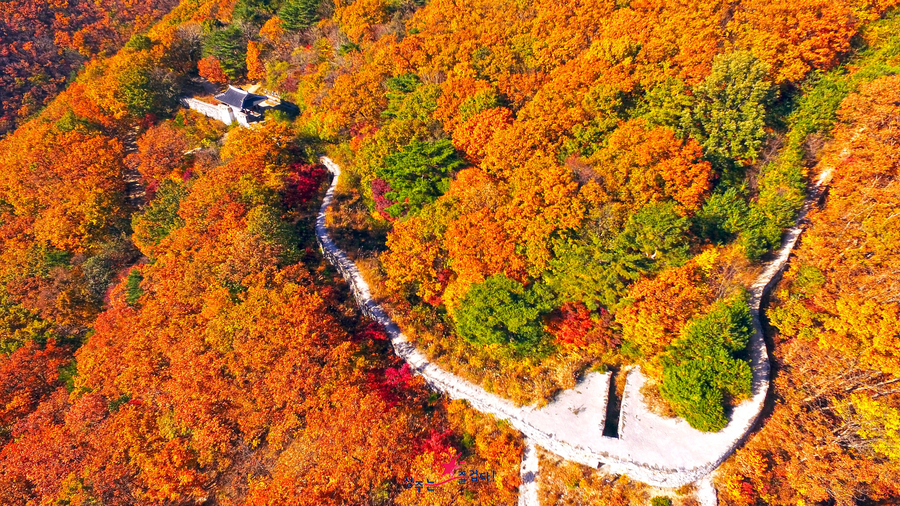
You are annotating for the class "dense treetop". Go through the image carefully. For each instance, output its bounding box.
[0,0,181,136]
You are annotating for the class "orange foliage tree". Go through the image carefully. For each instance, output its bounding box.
[198,55,229,83]
[0,121,125,253]
[728,0,858,83]
[132,122,190,185]
[246,40,267,81]
[615,262,714,358]
[452,107,514,164]
[335,0,389,43]
[588,119,712,214]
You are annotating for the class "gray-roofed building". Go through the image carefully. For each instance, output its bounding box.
[205,85,266,126]
[181,84,295,127]
[215,86,266,111]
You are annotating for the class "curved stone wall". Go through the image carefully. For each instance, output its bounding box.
[315,156,826,490]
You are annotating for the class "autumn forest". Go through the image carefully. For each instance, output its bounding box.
[0,0,899,504]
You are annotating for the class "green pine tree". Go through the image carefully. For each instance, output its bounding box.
[375,139,463,218]
[454,274,547,354]
[202,24,248,79]
[279,0,320,31]
[686,51,773,162]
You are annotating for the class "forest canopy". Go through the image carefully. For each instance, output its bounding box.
[0,0,899,504]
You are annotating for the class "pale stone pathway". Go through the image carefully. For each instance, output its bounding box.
[316,157,829,500]
[518,439,540,506]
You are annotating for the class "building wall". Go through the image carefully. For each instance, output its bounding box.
[181,97,234,125]
[181,97,264,128]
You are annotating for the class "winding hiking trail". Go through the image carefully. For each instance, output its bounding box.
[122,126,146,209]
[315,156,830,503]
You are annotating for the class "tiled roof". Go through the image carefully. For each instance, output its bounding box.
[215,85,265,109]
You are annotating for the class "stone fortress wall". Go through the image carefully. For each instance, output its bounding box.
[180,97,253,126]
[314,156,831,501]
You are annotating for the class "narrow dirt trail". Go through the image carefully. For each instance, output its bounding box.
[315,156,829,502]
[122,126,146,209]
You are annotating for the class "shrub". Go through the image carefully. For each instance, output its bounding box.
[375,139,463,217]
[454,274,547,353]
[125,269,144,306]
[613,201,691,270]
[659,294,754,432]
